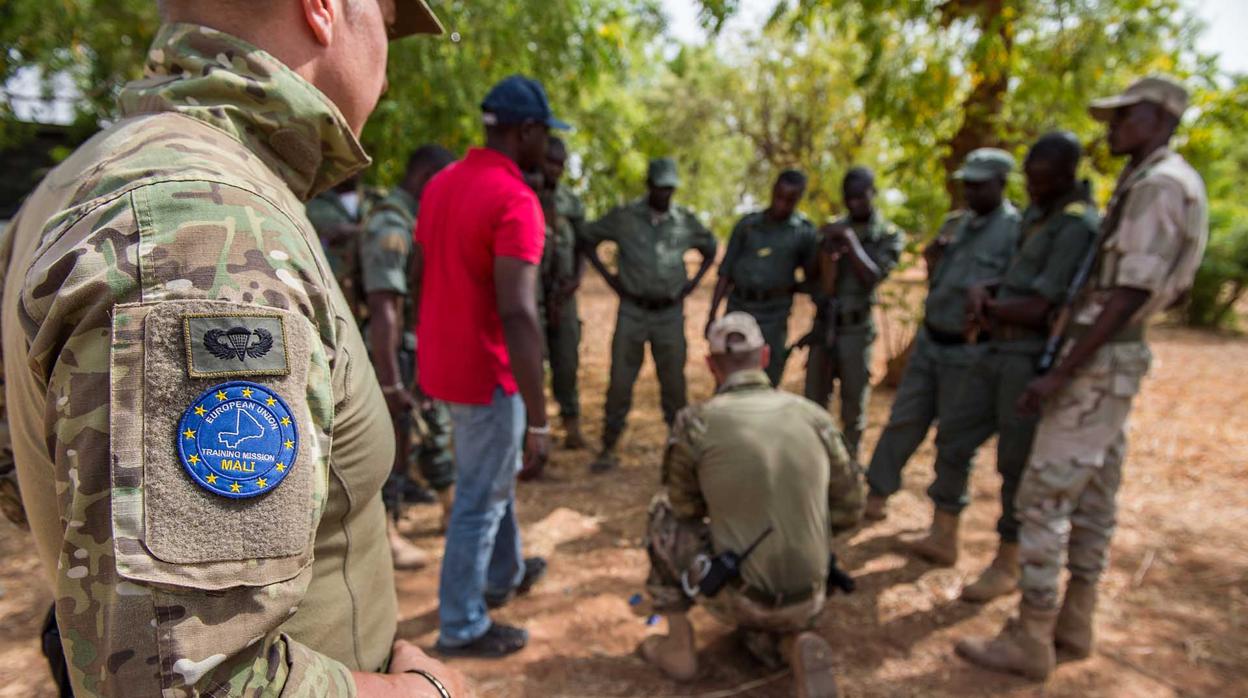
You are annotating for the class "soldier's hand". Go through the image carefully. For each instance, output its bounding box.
[519,429,549,481]
[388,639,472,697]
[1017,370,1069,417]
[383,386,417,416]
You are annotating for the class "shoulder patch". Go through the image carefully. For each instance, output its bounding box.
[185,314,290,378]
[177,381,299,499]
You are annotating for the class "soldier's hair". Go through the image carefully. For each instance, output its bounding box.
[776,169,808,190]
[406,144,455,177]
[842,166,875,192]
[1026,131,1082,176]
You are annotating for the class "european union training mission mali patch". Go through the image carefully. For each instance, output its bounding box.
[177,381,299,499]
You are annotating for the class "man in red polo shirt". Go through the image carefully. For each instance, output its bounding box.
[414,75,569,658]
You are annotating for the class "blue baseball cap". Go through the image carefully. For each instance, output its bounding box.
[481,75,571,131]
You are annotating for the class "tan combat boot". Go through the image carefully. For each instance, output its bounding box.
[1055,578,1097,659]
[906,510,960,566]
[955,602,1058,681]
[387,519,429,571]
[563,416,586,450]
[863,494,888,522]
[960,541,1020,603]
[437,486,455,534]
[787,632,839,698]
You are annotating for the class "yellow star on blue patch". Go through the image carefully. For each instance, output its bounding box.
[216,390,228,401]
[275,463,286,472]
[188,454,200,465]
[205,473,217,484]
[183,428,195,439]
[266,397,276,406]
[230,482,241,493]
[284,439,294,449]
[194,405,207,417]
[280,417,291,426]
[241,387,254,398]
[256,478,268,489]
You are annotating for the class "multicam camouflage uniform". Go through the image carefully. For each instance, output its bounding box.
[646,369,863,649]
[1018,146,1208,610]
[0,24,397,695]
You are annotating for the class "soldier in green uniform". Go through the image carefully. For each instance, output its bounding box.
[359,144,456,569]
[307,176,365,314]
[958,76,1208,682]
[936,133,1099,602]
[581,158,718,473]
[707,169,817,387]
[802,167,905,458]
[0,2,468,695]
[863,149,1021,566]
[639,312,861,697]
[540,137,589,448]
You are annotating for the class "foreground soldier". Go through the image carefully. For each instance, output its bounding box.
[958,76,1208,680]
[582,158,718,473]
[362,144,456,567]
[0,0,468,695]
[540,137,589,448]
[803,167,905,458]
[640,312,862,697]
[863,149,1021,566]
[707,170,817,386]
[939,133,1099,602]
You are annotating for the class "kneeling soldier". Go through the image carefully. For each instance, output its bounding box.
[639,312,863,697]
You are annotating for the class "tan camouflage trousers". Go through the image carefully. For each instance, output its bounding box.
[644,494,824,635]
[1017,343,1150,610]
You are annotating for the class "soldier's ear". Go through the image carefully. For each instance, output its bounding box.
[301,0,338,47]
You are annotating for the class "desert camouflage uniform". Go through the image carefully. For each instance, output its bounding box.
[646,370,862,644]
[0,24,398,695]
[358,187,455,493]
[1018,147,1207,609]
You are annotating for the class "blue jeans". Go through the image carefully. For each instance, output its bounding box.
[437,386,526,646]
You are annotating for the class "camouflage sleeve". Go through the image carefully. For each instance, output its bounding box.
[359,207,411,296]
[809,408,863,533]
[1030,213,1097,303]
[581,206,624,247]
[22,184,355,696]
[688,211,718,257]
[661,406,708,520]
[0,335,22,529]
[1111,176,1188,295]
[717,218,748,278]
[872,225,906,278]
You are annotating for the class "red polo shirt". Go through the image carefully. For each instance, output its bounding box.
[415,147,546,405]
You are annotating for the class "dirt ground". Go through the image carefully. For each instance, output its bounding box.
[2,272,1246,697]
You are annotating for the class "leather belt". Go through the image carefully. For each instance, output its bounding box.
[628,295,680,311]
[732,286,796,303]
[925,323,987,346]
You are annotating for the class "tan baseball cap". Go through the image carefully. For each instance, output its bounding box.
[708,312,766,355]
[1089,76,1188,121]
[392,0,444,38]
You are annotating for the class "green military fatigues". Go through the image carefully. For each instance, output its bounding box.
[647,369,863,626]
[541,185,586,419]
[866,203,1021,505]
[582,199,718,442]
[306,188,362,313]
[358,188,455,493]
[930,195,1098,541]
[804,212,905,457]
[0,24,394,694]
[720,211,819,386]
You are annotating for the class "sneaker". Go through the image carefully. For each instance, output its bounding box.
[435,622,528,658]
[485,557,548,608]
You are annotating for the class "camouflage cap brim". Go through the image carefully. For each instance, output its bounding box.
[392,0,443,38]
[1088,94,1143,122]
